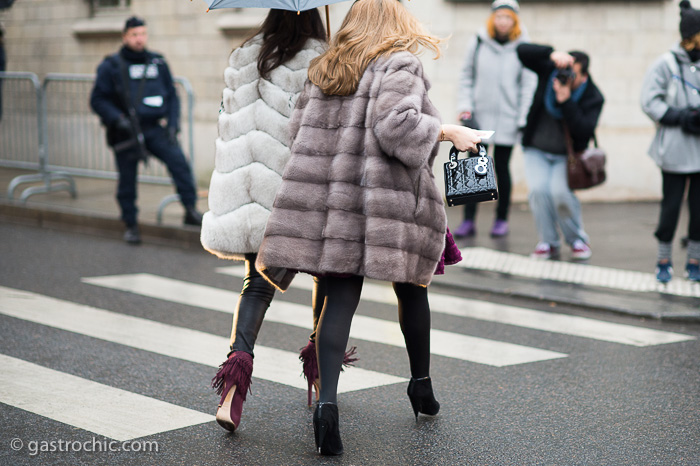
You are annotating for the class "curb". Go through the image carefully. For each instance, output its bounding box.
[431,268,700,323]
[0,202,202,250]
[4,200,700,323]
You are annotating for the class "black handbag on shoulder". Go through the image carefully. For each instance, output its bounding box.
[444,144,499,206]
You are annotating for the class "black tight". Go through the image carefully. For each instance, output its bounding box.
[316,276,431,403]
[463,144,513,221]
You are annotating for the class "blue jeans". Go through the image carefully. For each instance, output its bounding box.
[523,147,589,248]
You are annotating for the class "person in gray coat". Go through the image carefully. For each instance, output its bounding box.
[640,0,700,283]
[455,0,537,238]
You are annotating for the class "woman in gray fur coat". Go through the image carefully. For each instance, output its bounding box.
[202,9,336,434]
[256,0,482,456]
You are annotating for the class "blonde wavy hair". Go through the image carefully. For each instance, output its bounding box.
[308,0,443,96]
[486,8,521,42]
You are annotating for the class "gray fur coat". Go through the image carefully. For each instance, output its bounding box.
[256,52,446,291]
[200,34,326,260]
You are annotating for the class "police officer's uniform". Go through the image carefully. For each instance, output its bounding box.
[90,42,199,229]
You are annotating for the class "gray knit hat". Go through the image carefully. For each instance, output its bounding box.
[491,0,519,14]
[680,1,700,40]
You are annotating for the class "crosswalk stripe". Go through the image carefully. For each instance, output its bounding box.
[82,274,567,367]
[456,247,700,298]
[0,354,213,441]
[0,286,406,394]
[216,266,694,347]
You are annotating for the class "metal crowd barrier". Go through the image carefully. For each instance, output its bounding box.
[1,72,196,223]
[1,71,76,201]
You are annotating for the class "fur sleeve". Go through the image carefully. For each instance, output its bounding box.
[371,53,441,169]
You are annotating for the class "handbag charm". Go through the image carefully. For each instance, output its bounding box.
[444,144,499,206]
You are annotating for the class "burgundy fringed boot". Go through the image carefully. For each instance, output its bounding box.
[211,351,253,432]
[299,341,358,407]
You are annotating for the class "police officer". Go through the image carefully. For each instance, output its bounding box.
[90,16,202,244]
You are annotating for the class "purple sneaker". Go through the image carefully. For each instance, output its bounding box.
[454,220,475,238]
[490,220,509,237]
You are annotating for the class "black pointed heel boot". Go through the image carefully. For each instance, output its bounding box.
[407,377,440,420]
[313,402,343,455]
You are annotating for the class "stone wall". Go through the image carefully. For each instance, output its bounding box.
[1,0,682,201]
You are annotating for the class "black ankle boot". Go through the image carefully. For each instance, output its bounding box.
[183,206,203,226]
[313,402,343,455]
[123,225,141,245]
[407,377,440,420]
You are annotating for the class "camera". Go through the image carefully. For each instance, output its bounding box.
[555,67,576,84]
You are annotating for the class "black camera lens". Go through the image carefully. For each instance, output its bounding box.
[555,67,576,84]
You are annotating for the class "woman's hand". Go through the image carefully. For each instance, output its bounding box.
[440,124,481,153]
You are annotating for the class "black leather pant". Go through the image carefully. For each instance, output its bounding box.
[229,254,276,356]
[316,276,431,403]
[229,254,326,356]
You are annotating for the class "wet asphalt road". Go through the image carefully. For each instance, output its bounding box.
[1,222,699,466]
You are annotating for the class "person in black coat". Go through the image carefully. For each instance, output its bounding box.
[517,42,604,260]
[90,16,202,244]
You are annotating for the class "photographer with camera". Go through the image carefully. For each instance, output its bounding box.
[640,0,700,283]
[516,43,604,260]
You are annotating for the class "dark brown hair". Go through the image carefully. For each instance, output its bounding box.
[247,9,326,79]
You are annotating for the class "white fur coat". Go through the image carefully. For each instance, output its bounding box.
[201,34,326,260]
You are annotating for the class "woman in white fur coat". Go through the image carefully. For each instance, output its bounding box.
[202,9,334,434]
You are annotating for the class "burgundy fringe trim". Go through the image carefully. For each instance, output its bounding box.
[342,346,359,369]
[211,351,253,406]
[299,341,360,401]
[299,340,319,390]
[436,227,463,275]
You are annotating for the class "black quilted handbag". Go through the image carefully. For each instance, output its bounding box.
[444,144,499,206]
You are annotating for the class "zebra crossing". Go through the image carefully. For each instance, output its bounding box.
[0,270,695,443]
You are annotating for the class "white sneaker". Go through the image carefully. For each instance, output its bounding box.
[531,242,557,260]
[571,239,592,260]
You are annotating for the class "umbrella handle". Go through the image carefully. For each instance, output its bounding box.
[325,5,331,40]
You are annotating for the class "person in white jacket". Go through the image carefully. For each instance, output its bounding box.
[201,9,345,433]
[641,0,700,283]
[455,0,537,238]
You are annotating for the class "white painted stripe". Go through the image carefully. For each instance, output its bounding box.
[0,354,213,441]
[83,275,567,367]
[0,286,405,394]
[217,266,695,347]
[456,247,700,298]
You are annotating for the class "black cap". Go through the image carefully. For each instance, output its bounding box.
[124,16,146,32]
[680,1,700,40]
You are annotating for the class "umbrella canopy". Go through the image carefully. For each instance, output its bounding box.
[204,0,349,12]
[200,0,352,38]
